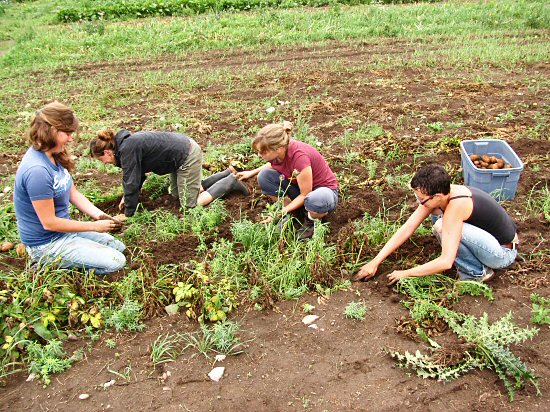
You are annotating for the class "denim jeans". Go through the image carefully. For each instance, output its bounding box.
[432,215,517,280]
[27,232,126,275]
[257,169,338,214]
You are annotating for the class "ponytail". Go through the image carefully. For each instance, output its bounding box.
[252,121,293,153]
[89,129,116,157]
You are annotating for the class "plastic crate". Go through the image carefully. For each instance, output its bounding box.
[460,139,523,200]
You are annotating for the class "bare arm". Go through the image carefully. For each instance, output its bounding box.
[236,163,272,180]
[386,203,467,285]
[355,205,432,281]
[32,198,115,233]
[69,184,103,220]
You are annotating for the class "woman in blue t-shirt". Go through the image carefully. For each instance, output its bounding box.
[13,102,126,274]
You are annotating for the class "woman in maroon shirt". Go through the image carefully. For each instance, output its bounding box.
[237,122,338,239]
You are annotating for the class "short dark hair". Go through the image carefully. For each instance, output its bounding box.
[410,164,451,195]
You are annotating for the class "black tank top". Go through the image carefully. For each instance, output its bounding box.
[449,186,516,244]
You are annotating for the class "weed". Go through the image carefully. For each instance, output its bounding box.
[526,183,550,222]
[150,333,185,368]
[105,338,117,349]
[426,121,443,133]
[530,294,549,325]
[105,300,145,332]
[303,303,315,313]
[343,301,367,320]
[27,340,72,386]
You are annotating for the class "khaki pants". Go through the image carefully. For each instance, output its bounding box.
[170,138,202,208]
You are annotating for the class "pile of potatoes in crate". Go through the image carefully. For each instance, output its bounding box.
[469,154,512,169]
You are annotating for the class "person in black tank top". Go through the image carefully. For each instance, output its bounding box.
[355,164,518,284]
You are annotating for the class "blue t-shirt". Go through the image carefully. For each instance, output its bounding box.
[14,148,73,246]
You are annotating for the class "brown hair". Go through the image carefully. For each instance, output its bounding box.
[89,129,116,157]
[252,121,293,153]
[28,101,78,171]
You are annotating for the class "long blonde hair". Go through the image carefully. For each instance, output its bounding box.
[89,129,117,157]
[28,101,78,171]
[252,121,293,153]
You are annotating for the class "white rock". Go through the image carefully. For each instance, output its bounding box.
[215,354,226,362]
[79,394,90,400]
[103,379,116,388]
[163,386,171,391]
[3,186,11,193]
[26,373,36,382]
[308,324,318,330]
[302,315,319,325]
[266,107,276,114]
[208,367,225,382]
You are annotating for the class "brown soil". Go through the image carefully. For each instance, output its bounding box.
[1,40,549,411]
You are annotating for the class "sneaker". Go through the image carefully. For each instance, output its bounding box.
[481,267,495,283]
[296,218,315,240]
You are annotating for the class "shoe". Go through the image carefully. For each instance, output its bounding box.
[481,267,495,283]
[297,218,315,240]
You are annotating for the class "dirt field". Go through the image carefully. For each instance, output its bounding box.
[0,41,549,411]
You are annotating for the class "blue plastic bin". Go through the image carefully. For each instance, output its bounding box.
[460,139,523,201]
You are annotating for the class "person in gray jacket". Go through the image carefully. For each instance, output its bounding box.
[89,129,248,216]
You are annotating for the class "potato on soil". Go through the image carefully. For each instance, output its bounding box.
[1,242,14,252]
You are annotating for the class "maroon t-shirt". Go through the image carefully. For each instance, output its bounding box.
[270,140,338,190]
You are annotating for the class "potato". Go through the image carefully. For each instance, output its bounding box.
[504,164,512,169]
[470,154,481,162]
[480,161,489,168]
[1,241,14,252]
[496,158,505,165]
[481,155,491,163]
[489,156,498,163]
[16,243,26,257]
[490,163,500,169]
[113,214,128,223]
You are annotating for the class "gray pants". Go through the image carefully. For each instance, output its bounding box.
[170,138,203,208]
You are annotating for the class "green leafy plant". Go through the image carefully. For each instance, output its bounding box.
[343,301,367,320]
[27,340,72,386]
[105,300,145,332]
[530,294,549,325]
[150,333,187,368]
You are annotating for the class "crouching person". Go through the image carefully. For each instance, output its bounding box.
[14,102,126,274]
[354,164,518,284]
[237,121,338,239]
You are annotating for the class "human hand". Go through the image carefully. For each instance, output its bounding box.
[94,219,120,233]
[387,270,409,286]
[260,215,274,224]
[236,170,256,181]
[353,261,379,281]
[95,214,123,232]
[118,197,125,211]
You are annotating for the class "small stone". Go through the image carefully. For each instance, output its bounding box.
[3,186,11,193]
[215,354,226,362]
[302,315,319,325]
[308,324,318,330]
[266,107,276,114]
[79,394,90,400]
[103,379,115,388]
[163,386,171,391]
[208,367,225,382]
[26,373,36,382]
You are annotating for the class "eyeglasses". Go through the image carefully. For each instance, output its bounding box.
[415,193,434,206]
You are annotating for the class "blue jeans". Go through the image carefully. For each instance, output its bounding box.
[432,215,517,280]
[257,169,338,214]
[27,232,126,275]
